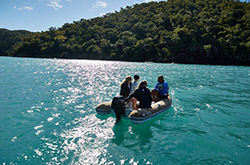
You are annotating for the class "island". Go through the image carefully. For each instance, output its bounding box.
[1,0,250,66]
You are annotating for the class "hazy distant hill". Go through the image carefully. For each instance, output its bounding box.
[1,0,250,65]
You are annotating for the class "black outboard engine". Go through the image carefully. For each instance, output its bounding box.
[111,96,126,121]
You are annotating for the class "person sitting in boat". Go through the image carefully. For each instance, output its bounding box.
[130,75,140,94]
[120,76,132,97]
[125,80,152,110]
[153,75,169,100]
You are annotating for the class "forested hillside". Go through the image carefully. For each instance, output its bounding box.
[1,0,250,65]
[0,29,32,56]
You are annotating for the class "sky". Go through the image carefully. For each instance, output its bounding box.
[1,0,248,32]
[0,0,162,32]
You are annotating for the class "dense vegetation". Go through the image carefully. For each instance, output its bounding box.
[0,29,32,56]
[1,0,250,65]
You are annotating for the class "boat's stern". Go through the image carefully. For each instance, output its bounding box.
[95,101,112,115]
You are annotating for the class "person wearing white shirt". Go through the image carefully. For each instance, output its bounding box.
[130,75,140,94]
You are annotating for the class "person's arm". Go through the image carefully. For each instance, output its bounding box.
[120,84,125,96]
[163,83,169,96]
[146,88,152,107]
[125,89,138,102]
[125,91,134,101]
[149,89,152,102]
[167,84,169,95]
[130,83,135,94]
[154,83,159,90]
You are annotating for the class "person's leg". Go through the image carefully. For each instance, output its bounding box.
[151,89,160,102]
[129,98,137,110]
[159,95,168,100]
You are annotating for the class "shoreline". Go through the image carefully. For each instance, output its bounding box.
[1,55,249,67]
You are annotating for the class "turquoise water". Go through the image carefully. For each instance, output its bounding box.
[0,57,250,164]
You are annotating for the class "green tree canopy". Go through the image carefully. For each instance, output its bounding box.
[1,0,250,65]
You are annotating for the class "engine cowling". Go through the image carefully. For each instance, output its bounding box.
[111,96,126,121]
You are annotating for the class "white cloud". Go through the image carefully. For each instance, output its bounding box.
[15,6,33,11]
[99,10,115,16]
[47,0,63,10]
[99,12,106,16]
[144,0,162,2]
[92,1,108,9]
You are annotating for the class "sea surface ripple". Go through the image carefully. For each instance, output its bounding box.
[0,57,250,164]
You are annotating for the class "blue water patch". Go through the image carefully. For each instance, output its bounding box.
[0,57,250,164]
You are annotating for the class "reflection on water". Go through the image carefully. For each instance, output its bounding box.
[1,57,250,164]
[56,114,116,164]
[112,120,153,150]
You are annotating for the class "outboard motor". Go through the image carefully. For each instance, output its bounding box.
[111,96,126,121]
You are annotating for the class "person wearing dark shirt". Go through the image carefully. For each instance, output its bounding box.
[154,75,169,100]
[126,80,152,110]
[120,76,132,97]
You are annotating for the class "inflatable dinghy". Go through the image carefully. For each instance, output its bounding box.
[96,95,172,124]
